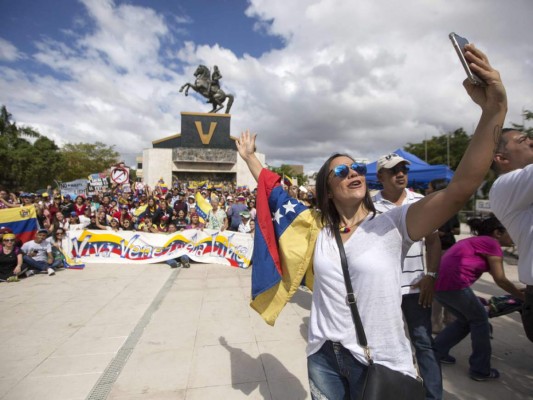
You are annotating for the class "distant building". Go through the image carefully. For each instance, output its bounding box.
[135,156,143,180]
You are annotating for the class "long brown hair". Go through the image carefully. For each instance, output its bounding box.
[315,153,376,229]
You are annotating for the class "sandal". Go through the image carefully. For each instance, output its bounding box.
[469,368,500,381]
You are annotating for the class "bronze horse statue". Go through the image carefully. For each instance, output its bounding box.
[179,65,234,114]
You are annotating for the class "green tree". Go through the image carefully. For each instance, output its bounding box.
[0,105,61,191]
[509,108,533,136]
[404,128,471,171]
[21,137,64,190]
[268,164,307,186]
[59,142,119,181]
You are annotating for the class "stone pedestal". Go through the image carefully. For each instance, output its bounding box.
[143,112,264,190]
[179,112,233,149]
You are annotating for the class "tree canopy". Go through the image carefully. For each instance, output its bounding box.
[404,128,470,171]
[404,109,531,199]
[0,105,64,191]
[0,105,119,191]
[59,142,119,182]
[509,109,533,136]
[268,164,307,186]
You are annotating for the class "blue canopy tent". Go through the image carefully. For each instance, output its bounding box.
[365,149,454,190]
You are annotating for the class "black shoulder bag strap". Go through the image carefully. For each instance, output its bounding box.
[333,228,373,363]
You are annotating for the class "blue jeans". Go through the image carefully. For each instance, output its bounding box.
[307,341,367,400]
[23,256,60,272]
[434,288,492,376]
[165,255,190,268]
[402,293,442,400]
[523,286,533,342]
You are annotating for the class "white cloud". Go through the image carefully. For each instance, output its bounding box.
[0,38,24,61]
[0,0,532,175]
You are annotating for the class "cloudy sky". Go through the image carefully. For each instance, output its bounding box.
[1,0,532,174]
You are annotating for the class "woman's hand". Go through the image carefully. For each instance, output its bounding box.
[463,44,507,113]
[235,129,257,161]
[235,130,263,182]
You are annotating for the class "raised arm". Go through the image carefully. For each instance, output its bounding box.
[407,44,507,241]
[235,129,263,182]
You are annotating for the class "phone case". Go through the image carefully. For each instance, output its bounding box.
[449,32,486,87]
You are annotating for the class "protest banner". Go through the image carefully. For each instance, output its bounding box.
[61,179,88,198]
[87,174,109,195]
[64,228,254,268]
[110,166,129,185]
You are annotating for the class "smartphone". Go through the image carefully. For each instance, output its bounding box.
[449,32,486,87]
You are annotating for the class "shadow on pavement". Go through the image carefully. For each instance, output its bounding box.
[291,288,312,311]
[219,336,308,399]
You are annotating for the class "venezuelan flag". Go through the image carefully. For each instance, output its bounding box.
[282,175,297,188]
[195,192,212,222]
[59,247,85,269]
[251,169,320,326]
[133,204,147,217]
[0,205,39,243]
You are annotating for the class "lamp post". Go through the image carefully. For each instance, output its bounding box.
[424,133,428,162]
[446,132,450,167]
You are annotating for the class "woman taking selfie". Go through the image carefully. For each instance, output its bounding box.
[236,44,507,399]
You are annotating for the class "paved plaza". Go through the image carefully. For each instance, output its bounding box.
[1,240,532,399]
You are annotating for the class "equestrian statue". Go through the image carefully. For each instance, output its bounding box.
[179,65,234,114]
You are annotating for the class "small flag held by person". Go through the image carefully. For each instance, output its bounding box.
[195,191,212,222]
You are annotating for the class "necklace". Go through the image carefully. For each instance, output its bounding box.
[339,217,366,233]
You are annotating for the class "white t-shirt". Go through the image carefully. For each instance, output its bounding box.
[489,164,533,285]
[372,189,425,295]
[21,240,51,262]
[307,206,417,378]
[238,221,251,233]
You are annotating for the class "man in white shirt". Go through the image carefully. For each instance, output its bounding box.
[21,229,58,276]
[489,129,533,341]
[238,211,252,233]
[372,153,442,400]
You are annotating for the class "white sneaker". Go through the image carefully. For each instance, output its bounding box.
[25,270,35,278]
[47,268,55,276]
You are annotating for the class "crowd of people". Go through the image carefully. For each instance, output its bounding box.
[0,183,264,233]
[0,181,274,279]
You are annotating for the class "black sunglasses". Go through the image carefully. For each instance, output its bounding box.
[329,163,367,178]
[386,164,410,175]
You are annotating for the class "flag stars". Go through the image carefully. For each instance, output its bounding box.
[273,209,283,224]
[283,201,297,214]
[273,200,298,225]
